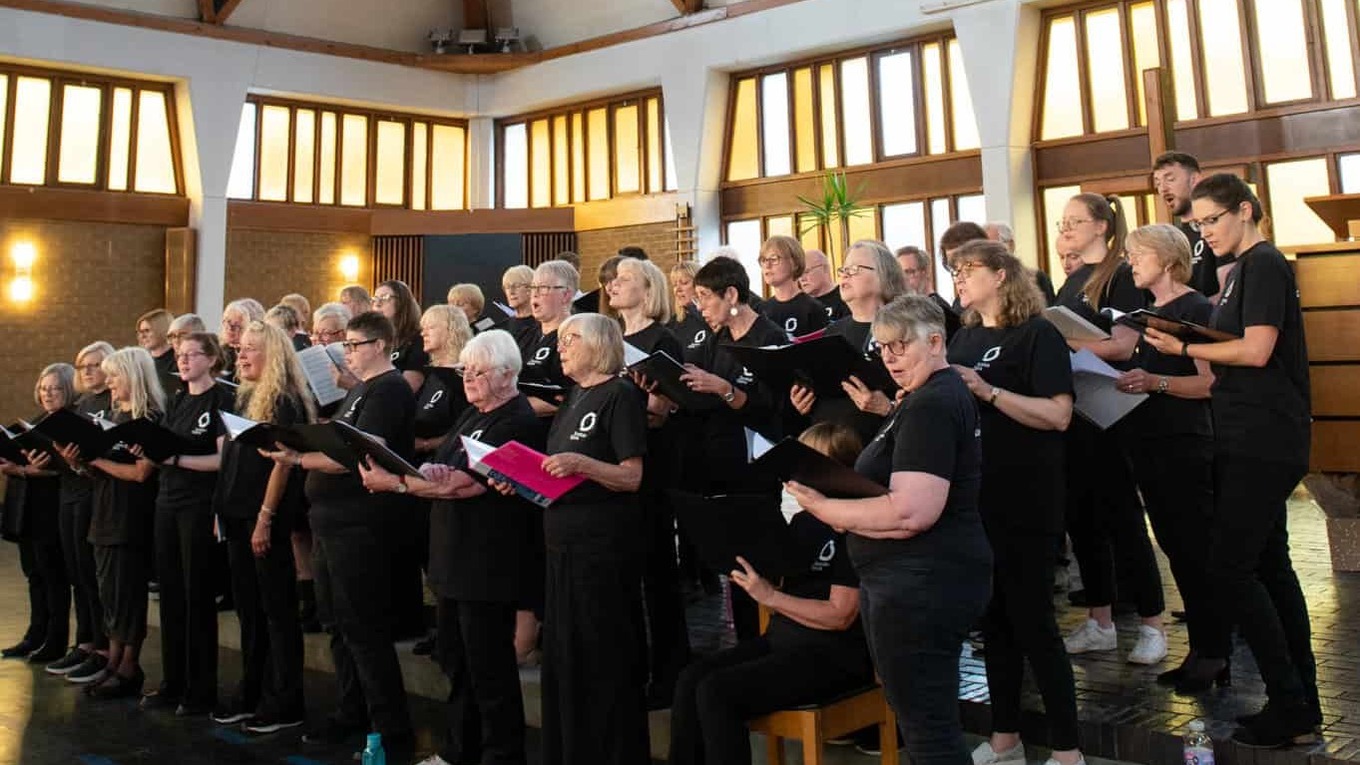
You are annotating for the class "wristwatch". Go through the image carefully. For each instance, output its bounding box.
[988,387,1001,405]
[722,384,737,404]
[395,475,409,494]
[1157,376,1169,394]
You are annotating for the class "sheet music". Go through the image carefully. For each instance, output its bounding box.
[745,428,776,461]
[623,342,650,367]
[1043,306,1111,342]
[220,411,259,441]
[1070,348,1146,429]
[297,344,347,407]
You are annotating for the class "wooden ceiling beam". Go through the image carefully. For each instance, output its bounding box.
[196,0,214,23]
[669,0,702,14]
[212,0,244,24]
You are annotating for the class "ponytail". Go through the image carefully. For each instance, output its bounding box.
[1076,193,1128,311]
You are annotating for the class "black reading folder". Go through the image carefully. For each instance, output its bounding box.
[220,411,296,452]
[518,381,567,404]
[29,408,117,458]
[107,418,210,463]
[626,350,721,412]
[752,437,889,499]
[669,491,837,579]
[572,290,601,314]
[721,336,897,397]
[331,420,423,478]
[1110,308,1239,343]
[0,425,28,463]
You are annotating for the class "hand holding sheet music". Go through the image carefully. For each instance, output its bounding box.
[297,343,348,407]
[1069,348,1147,429]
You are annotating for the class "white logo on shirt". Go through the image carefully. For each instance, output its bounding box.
[390,350,400,362]
[737,366,755,386]
[344,396,363,419]
[784,317,798,333]
[1192,239,1206,265]
[818,540,835,562]
[570,412,597,441]
[197,412,211,429]
[424,390,444,410]
[1221,278,1235,302]
[973,345,1002,372]
[689,329,707,348]
[469,428,485,440]
[92,410,105,419]
[533,347,551,362]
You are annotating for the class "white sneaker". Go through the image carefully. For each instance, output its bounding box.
[1127,625,1168,665]
[972,740,1026,765]
[1043,758,1086,765]
[1064,619,1117,654]
[414,756,452,765]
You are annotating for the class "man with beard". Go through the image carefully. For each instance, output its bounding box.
[1152,152,1233,302]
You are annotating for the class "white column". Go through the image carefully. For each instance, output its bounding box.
[661,67,731,259]
[466,117,496,210]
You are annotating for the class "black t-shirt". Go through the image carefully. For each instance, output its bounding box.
[813,288,850,322]
[948,316,1072,532]
[291,333,312,352]
[521,329,567,388]
[811,318,890,446]
[501,315,540,355]
[59,390,113,502]
[759,293,829,339]
[1178,222,1220,298]
[1035,269,1058,306]
[667,305,710,365]
[931,293,962,342]
[625,322,683,360]
[544,377,648,547]
[429,395,543,602]
[849,369,990,566]
[1210,242,1311,465]
[764,522,867,657]
[215,393,308,520]
[157,384,234,510]
[690,316,788,493]
[305,369,416,527]
[1055,261,1148,333]
[390,336,430,374]
[89,408,158,546]
[152,349,177,380]
[625,322,685,491]
[413,371,466,447]
[220,346,239,385]
[1122,291,1214,439]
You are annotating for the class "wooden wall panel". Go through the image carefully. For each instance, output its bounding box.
[1297,255,1360,308]
[1304,311,1360,362]
[1311,366,1360,417]
[1313,421,1360,472]
[164,227,196,315]
[0,186,189,227]
[523,233,577,268]
[373,236,423,301]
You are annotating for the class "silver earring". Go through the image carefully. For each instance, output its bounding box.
[729,305,739,317]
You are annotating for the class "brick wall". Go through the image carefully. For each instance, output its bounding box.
[224,229,373,316]
[0,219,166,420]
[574,221,677,288]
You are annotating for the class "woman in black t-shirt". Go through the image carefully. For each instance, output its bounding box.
[142,332,234,716]
[263,312,417,757]
[788,295,992,765]
[500,265,540,354]
[265,304,311,353]
[1,363,77,664]
[413,305,473,458]
[138,308,177,382]
[667,260,709,365]
[1053,193,1166,660]
[1114,225,1222,690]
[373,279,429,394]
[757,235,829,340]
[58,347,165,700]
[214,320,316,732]
[521,260,578,418]
[361,329,540,765]
[789,240,907,445]
[1144,174,1317,748]
[220,299,265,386]
[945,241,1084,765]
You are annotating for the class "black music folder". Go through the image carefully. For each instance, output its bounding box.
[220,412,420,477]
[101,418,209,463]
[670,491,839,579]
[749,433,888,499]
[1108,308,1238,343]
[721,335,897,397]
[626,349,720,412]
[27,408,116,458]
[518,381,567,404]
[572,290,601,314]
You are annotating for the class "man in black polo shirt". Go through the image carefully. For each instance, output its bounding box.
[1152,152,1234,302]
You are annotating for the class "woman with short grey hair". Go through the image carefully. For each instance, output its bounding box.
[788,294,993,765]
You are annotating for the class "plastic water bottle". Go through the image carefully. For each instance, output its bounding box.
[1184,720,1214,765]
[362,732,386,765]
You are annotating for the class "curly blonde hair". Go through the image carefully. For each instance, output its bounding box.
[237,320,317,425]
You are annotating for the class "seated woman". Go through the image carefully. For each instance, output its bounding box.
[788,295,993,765]
[669,422,873,765]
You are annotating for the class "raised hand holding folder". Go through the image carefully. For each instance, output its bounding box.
[625,349,720,411]
[460,435,583,508]
[1107,307,1238,342]
[744,428,889,499]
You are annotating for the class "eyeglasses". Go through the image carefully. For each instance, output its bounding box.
[1191,208,1234,229]
[804,264,826,273]
[311,328,345,341]
[166,331,187,341]
[462,367,503,381]
[77,363,102,373]
[879,338,913,357]
[950,264,979,281]
[837,264,876,278]
[901,267,922,276]
[38,386,64,395]
[222,321,244,333]
[136,327,154,336]
[504,284,530,293]
[175,350,208,362]
[372,294,395,305]
[341,338,380,353]
[557,332,583,349]
[1056,217,1093,232]
[758,255,785,266]
[529,284,569,295]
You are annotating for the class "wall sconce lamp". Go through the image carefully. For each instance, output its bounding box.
[9,242,36,302]
[339,253,361,282]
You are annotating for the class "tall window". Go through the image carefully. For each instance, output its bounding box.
[496,89,677,209]
[723,33,980,182]
[227,96,468,210]
[0,63,181,194]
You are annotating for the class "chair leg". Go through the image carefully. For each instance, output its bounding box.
[765,734,786,765]
[801,716,824,765]
[879,715,900,765]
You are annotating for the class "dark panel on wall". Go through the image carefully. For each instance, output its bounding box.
[423,234,524,311]
[374,235,424,300]
[523,233,577,268]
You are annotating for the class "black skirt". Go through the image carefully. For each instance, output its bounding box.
[95,544,148,643]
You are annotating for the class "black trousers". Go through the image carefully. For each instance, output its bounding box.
[154,506,218,706]
[858,554,990,765]
[436,598,526,765]
[1201,455,1316,714]
[59,497,105,648]
[641,493,689,694]
[1125,434,1224,658]
[223,515,305,719]
[19,534,69,651]
[313,521,411,739]
[982,526,1081,751]
[1066,420,1164,616]
[541,544,649,765]
[669,635,873,765]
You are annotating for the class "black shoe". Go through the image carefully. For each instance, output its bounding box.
[243,714,305,734]
[45,647,89,675]
[27,643,67,663]
[1,639,38,659]
[1171,609,1188,622]
[89,670,145,700]
[1066,589,1088,607]
[65,654,109,684]
[303,716,365,746]
[1174,658,1231,695]
[175,703,212,717]
[1232,704,1320,748]
[301,618,323,634]
[139,687,182,711]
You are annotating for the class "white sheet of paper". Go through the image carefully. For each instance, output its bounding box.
[623,342,650,367]
[745,428,775,462]
[1044,305,1111,342]
[1070,349,1146,429]
[297,345,347,407]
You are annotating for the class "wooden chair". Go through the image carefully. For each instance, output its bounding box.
[746,606,900,765]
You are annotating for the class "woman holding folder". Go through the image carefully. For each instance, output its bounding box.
[521,260,578,418]
[59,347,165,699]
[1112,224,1221,693]
[667,260,708,364]
[213,320,314,733]
[373,280,429,394]
[1053,192,1166,663]
[1143,174,1316,747]
[786,295,992,765]
[141,332,234,716]
[262,311,416,758]
[360,329,540,765]
[944,242,1084,765]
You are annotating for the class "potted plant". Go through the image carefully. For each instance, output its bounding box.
[797,171,870,268]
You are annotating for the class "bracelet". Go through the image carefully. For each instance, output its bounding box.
[259,506,274,523]
[988,387,1001,405]
[1180,341,1190,358]
[293,453,303,468]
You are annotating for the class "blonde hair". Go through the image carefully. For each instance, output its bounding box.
[280,294,312,331]
[761,235,807,280]
[798,421,862,468]
[669,260,700,323]
[616,258,673,324]
[237,320,316,425]
[502,265,534,287]
[75,341,116,394]
[422,304,474,367]
[36,363,77,409]
[559,313,624,376]
[1125,223,1192,285]
[137,308,174,338]
[265,304,302,333]
[101,347,165,419]
[446,283,486,316]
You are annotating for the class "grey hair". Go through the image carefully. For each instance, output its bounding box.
[986,221,1016,251]
[313,302,351,326]
[847,240,908,303]
[168,313,206,334]
[872,294,947,346]
[559,313,625,376]
[35,363,77,408]
[224,298,266,322]
[708,245,741,261]
[460,329,522,387]
[535,259,580,295]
